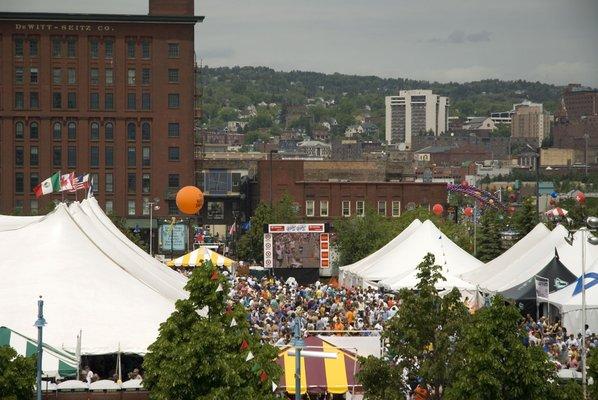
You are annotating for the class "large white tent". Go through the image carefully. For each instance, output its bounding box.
[339,219,422,287]
[551,269,598,334]
[0,214,43,231]
[461,223,551,285]
[0,201,186,355]
[348,220,482,288]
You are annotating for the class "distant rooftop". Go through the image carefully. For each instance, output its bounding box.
[0,11,204,24]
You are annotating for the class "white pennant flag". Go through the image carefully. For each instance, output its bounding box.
[230,318,237,328]
[245,351,254,362]
[272,381,278,392]
[216,283,223,292]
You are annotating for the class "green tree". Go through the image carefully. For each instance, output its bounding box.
[445,296,557,400]
[217,106,239,122]
[143,263,280,400]
[588,347,598,400]
[359,254,469,399]
[514,197,537,235]
[247,112,273,130]
[0,346,36,400]
[108,212,147,252]
[237,194,298,262]
[476,209,504,262]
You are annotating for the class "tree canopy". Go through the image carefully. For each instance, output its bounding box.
[0,346,36,400]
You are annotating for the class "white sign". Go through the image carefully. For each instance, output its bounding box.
[535,276,549,301]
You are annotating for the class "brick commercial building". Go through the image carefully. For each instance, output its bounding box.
[0,0,203,221]
[258,160,447,222]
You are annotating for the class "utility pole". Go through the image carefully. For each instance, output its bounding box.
[34,296,46,400]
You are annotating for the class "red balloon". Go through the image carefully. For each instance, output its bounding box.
[576,192,586,204]
[464,207,473,217]
[432,203,444,216]
[461,180,469,188]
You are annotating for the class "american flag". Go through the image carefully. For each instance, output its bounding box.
[69,174,90,192]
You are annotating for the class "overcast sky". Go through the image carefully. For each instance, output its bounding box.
[3,0,597,86]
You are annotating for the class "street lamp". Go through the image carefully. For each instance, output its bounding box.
[144,198,160,257]
[34,296,46,400]
[525,143,540,221]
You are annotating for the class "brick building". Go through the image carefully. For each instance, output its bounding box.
[258,160,447,222]
[0,1,203,220]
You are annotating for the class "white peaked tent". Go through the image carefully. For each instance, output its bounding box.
[461,223,551,284]
[0,203,182,355]
[551,268,598,334]
[0,214,43,231]
[384,269,477,293]
[339,219,422,287]
[354,220,482,287]
[468,225,598,292]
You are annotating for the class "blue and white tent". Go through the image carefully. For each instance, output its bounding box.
[551,268,598,334]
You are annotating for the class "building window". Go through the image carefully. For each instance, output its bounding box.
[52,92,62,109]
[141,122,151,140]
[15,122,24,139]
[168,43,180,58]
[30,122,39,139]
[127,93,136,110]
[90,122,100,140]
[142,173,151,193]
[127,123,136,140]
[127,68,136,85]
[141,68,150,85]
[89,38,99,58]
[30,147,39,166]
[67,146,76,167]
[305,200,315,217]
[104,38,113,58]
[141,93,151,110]
[141,39,151,59]
[105,200,114,213]
[67,92,77,109]
[167,200,178,215]
[90,68,99,85]
[29,38,39,56]
[128,200,136,216]
[105,173,113,193]
[377,201,387,216]
[142,147,150,166]
[30,200,39,214]
[392,201,401,217]
[67,37,76,57]
[68,122,76,140]
[90,93,100,110]
[168,93,180,108]
[15,146,24,166]
[207,202,224,219]
[105,92,114,110]
[14,37,24,57]
[30,68,39,84]
[105,123,114,140]
[320,200,329,217]
[67,68,76,84]
[52,37,61,57]
[52,68,62,84]
[15,67,24,84]
[105,69,113,85]
[127,173,136,192]
[53,122,62,140]
[356,201,365,216]
[91,173,99,193]
[30,173,40,191]
[127,147,136,166]
[15,173,24,193]
[90,146,99,167]
[127,39,136,58]
[30,92,39,109]
[105,146,114,166]
[14,92,24,109]
[168,174,179,188]
[168,123,180,137]
[168,69,179,83]
[342,200,351,217]
[168,147,180,161]
[53,146,62,167]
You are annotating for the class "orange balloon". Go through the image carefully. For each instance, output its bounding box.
[176,186,204,214]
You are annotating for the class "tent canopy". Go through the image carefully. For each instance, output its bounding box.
[0,326,78,378]
[276,336,360,395]
[166,246,234,268]
[551,267,598,334]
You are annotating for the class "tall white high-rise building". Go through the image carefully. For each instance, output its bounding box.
[385,90,449,149]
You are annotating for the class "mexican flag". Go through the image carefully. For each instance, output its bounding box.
[34,172,60,198]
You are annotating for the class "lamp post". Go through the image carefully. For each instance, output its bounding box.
[145,198,160,257]
[269,150,278,206]
[526,144,540,222]
[34,296,46,400]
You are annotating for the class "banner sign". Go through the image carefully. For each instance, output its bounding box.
[160,224,187,252]
[535,276,549,301]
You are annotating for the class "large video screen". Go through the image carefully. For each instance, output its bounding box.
[263,224,329,269]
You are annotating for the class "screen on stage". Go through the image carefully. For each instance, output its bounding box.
[263,224,329,270]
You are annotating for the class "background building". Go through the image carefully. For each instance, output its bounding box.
[385,90,449,149]
[0,0,203,225]
[510,100,550,146]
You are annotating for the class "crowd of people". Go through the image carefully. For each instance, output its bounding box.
[228,275,398,345]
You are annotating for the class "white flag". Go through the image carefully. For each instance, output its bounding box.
[272,381,278,392]
[245,351,254,362]
[230,318,237,328]
[216,283,223,292]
